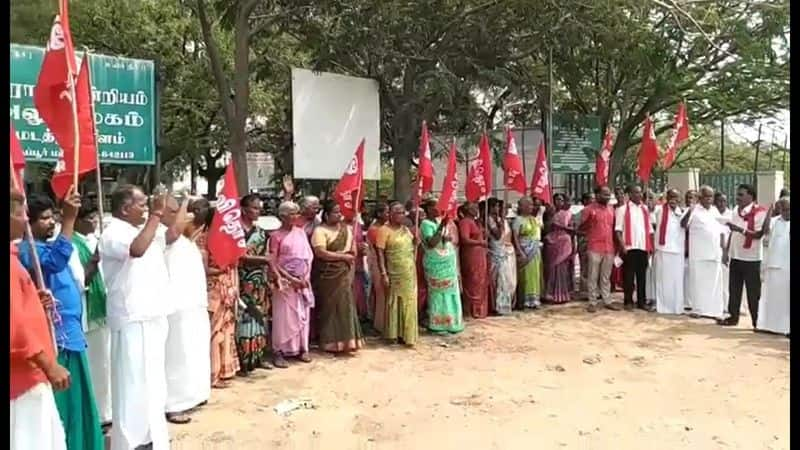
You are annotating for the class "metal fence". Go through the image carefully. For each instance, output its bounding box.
[698,172,756,201]
[561,172,667,200]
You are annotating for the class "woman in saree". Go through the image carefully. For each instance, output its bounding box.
[459,201,489,319]
[542,193,576,304]
[366,203,390,333]
[311,201,364,353]
[487,198,517,315]
[420,200,464,334]
[193,200,240,388]
[237,194,273,373]
[513,197,543,309]
[269,201,315,368]
[375,202,418,346]
[345,213,369,321]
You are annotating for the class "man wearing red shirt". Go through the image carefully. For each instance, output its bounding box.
[10,188,70,450]
[580,186,622,313]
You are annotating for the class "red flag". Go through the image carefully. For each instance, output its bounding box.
[33,0,79,163]
[502,127,526,195]
[417,121,434,196]
[207,162,247,269]
[333,139,365,220]
[10,123,26,189]
[530,141,552,205]
[465,133,493,202]
[662,102,690,168]
[436,140,459,219]
[637,114,660,183]
[51,55,99,199]
[595,129,614,187]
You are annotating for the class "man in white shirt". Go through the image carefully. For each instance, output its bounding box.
[757,197,789,335]
[614,185,654,311]
[653,189,685,314]
[719,184,771,328]
[682,189,698,312]
[681,186,726,319]
[714,192,733,316]
[100,186,177,450]
[162,196,211,424]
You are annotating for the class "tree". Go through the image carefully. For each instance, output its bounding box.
[543,0,789,184]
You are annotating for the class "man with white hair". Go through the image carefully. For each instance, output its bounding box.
[757,196,789,335]
[681,185,727,320]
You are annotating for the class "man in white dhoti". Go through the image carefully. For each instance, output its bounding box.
[11,188,70,450]
[714,193,733,317]
[653,189,685,315]
[719,184,771,328]
[681,186,726,320]
[161,196,211,424]
[757,197,790,335]
[101,186,177,450]
[73,207,113,426]
[644,191,658,308]
[682,189,697,312]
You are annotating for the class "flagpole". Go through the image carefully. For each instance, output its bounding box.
[546,47,554,196]
[83,50,105,232]
[10,154,58,354]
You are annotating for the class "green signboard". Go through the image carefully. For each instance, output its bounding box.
[551,113,601,173]
[10,44,156,165]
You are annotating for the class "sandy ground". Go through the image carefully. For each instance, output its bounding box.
[169,301,789,450]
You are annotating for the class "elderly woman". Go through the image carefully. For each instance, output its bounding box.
[311,201,364,353]
[376,202,418,346]
[513,197,543,309]
[269,202,315,368]
[487,198,517,315]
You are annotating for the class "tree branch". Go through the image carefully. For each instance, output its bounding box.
[195,0,235,129]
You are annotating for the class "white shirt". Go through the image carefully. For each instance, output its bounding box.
[164,235,208,314]
[765,217,790,270]
[687,205,724,262]
[729,203,769,262]
[654,205,685,254]
[100,218,171,331]
[614,202,650,251]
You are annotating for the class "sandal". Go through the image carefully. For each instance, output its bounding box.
[273,353,289,369]
[166,413,192,425]
[299,352,312,363]
[212,380,232,389]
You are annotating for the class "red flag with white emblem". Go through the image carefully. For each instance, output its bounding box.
[207,162,247,269]
[465,133,493,202]
[595,129,613,187]
[417,121,434,196]
[530,141,552,205]
[662,102,690,169]
[333,139,365,220]
[436,140,459,219]
[637,114,660,183]
[502,127,526,195]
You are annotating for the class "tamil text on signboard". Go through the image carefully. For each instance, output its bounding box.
[551,113,601,173]
[10,44,157,165]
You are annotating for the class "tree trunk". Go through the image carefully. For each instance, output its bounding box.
[609,134,630,189]
[231,10,251,194]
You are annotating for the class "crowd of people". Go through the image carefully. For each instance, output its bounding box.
[10,180,790,450]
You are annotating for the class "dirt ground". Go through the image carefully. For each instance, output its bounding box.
[169,301,789,450]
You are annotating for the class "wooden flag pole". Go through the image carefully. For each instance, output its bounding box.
[10,154,58,354]
[83,50,105,232]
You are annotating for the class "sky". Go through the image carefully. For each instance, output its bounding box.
[728,110,790,150]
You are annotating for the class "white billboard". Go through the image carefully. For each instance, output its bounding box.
[291,68,381,180]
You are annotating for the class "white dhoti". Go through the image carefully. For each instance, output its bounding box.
[165,307,211,413]
[757,267,790,335]
[655,251,685,315]
[645,255,656,302]
[110,318,170,450]
[10,383,66,450]
[86,324,112,424]
[683,258,692,309]
[688,260,725,319]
